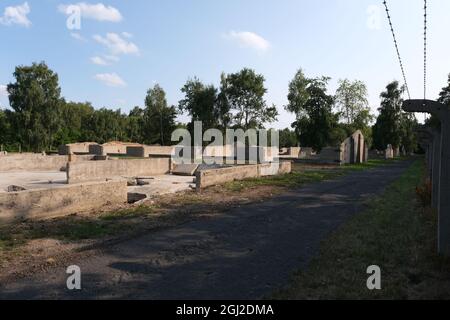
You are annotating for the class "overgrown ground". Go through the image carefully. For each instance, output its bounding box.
[273,159,450,299]
[0,158,402,278]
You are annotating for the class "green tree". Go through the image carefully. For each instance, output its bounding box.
[179,78,220,130]
[372,81,405,151]
[54,101,95,145]
[222,68,278,130]
[7,62,63,151]
[0,108,11,148]
[279,128,299,148]
[426,73,450,130]
[144,84,177,145]
[126,106,145,143]
[285,69,337,151]
[335,79,369,125]
[83,108,127,144]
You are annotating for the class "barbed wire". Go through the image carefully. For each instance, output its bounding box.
[424,0,428,100]
[382,0,411,100]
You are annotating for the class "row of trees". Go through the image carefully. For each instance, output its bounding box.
[0,63,279,152]
[3,61,444,153]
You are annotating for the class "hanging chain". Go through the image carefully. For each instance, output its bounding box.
[424,0,428,100]
[382,0,411,100]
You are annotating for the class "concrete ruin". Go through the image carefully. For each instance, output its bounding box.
[1,141,292,225]
[403,99,450,255]
[196,161,292,191]
[58,142,98,155]
[292,130,368,165]
[385,144,394,159]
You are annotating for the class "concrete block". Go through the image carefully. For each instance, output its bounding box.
[0,180,127,225]
[172,164,200,176]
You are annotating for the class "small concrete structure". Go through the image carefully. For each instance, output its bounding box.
[90,141,142,156]
[385,145,394,159]
[126,145,176,158]
[296,130,367,165]
[403,99,450,255]
[340,130,365,164]
[0,180,127,225]
[58,142,98,155]
[279,147,301,158]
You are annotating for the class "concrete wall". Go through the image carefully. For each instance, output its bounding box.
[0,154,68,172]
[0,180,127,225]
[67,158,171,184]
[127,145,175,158]
[59,142,98,155]
[0,153,98,172]
[385,145,394,159]
[203,145,234,158]
[258,161,292,177]
[196,161,292,190]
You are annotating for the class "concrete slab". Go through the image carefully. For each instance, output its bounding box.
[0,171,67,193]
[128,175,196,199]
[172,164,199,176]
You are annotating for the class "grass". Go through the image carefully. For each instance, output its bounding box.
[273,159,450,299]
[0,205,156,253]
[224,158,397,192]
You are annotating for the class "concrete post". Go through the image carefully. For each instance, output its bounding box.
[403,99,450,255]
[432,130,441,210]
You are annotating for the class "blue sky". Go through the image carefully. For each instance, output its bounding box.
[1,0,449,129]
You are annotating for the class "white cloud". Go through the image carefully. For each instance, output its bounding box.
[91,56,108,65]
[121,32,132,38]
[91,55,120,65]
[70,32,87,41]
[224,31,270,52]
[104,55,119,62]
[94,73,126,87]
[93,32,139,55]
[0,85,8,96]
[58,2,122,22]
[0,2,31,27]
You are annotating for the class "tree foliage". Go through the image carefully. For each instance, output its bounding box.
[222,68,278,130]
[7,62,63,152]
[372,81,417,152]
[144,84,177,145]
[285,69,338,151]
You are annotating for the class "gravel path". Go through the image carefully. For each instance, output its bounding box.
[0,160,412,300]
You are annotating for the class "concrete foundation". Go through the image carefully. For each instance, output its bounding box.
[0,180,127,225]
[196,161,292,191]
[67,158,171,184]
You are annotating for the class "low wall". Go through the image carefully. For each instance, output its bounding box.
[0,154,68,172]
[196,161,292,190]
[0,154,97,172]
[59,143,98,155]
[0,180,127,225]
[67,158,171,184]
[127,146,175,158]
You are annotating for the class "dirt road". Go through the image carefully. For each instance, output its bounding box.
[0,160,412,299]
